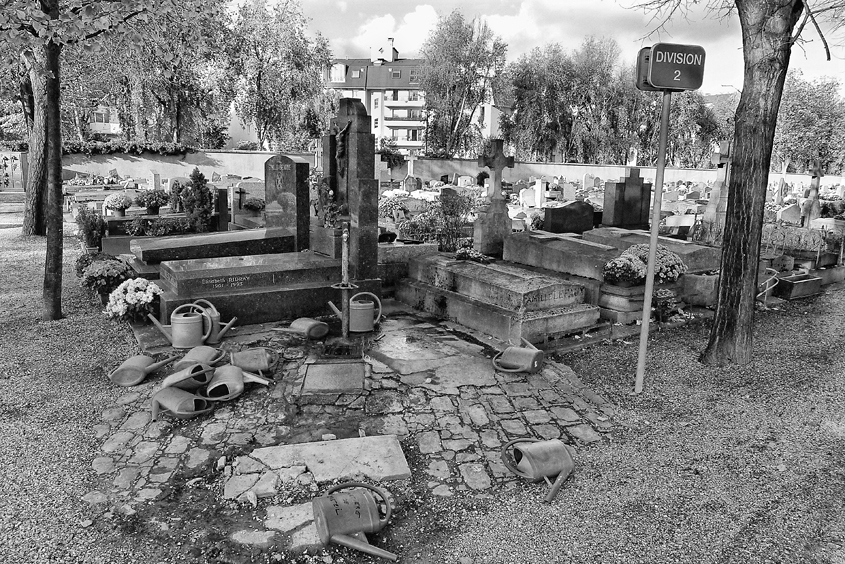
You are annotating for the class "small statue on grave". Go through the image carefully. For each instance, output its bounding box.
[334,120,352,178]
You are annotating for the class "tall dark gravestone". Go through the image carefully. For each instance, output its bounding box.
[324,99,379,281]
[602,167,652,229]
[265,154,310,251]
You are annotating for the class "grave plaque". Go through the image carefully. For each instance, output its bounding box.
[777,203,801,224]
[545,201,595,234]
[265,154,310,251]
[602,168,652,229]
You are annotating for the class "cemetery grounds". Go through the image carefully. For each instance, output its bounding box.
[1,215,845,564]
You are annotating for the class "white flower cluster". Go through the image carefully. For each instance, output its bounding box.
[622,244,688,283]
[104,277,163,321]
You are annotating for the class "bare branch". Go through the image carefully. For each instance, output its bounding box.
[805,2,832,60]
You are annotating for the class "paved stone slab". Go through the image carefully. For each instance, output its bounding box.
[567,424,602,444]
[423,358,497,395]
[92,457,115,475]
[224,473,260,499]
[417,431,442,454]
[463,404,489,426]
[265,503,313,533]
[231,529,277,548]
[459,463,492,490]
[165,435,191,454]
[235,456,267,475]
[251,435,410,482]
[251,471,279,498]
[302,360,365,395]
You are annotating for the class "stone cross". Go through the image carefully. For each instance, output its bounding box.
[478,139,513,201]
[407,153,418,177]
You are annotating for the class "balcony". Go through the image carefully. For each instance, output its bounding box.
[383,97,424,109]
[384,116,425,128]
[90,122,121,135]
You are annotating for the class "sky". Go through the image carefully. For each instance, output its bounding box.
[301,0,845,95]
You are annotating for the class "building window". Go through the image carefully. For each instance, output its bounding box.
[409,130,419,141]
[330,63,346,82]
[374,97,379,109]
[390,70,401,79]
[409,91,421,102]
[409,67,420,84]
[93,111,108,123]
[351,69,361,79]
[374,118,379,128]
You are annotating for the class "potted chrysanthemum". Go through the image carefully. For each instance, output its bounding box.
[103,193,133,217]
[104,277,163,323]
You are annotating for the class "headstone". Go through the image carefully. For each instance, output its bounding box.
[131,229,296,264]
[406,154,418,177]
[664,190,679,202]
[601,168,652,229]
[777,203,801,224]
[211,172,222,182]
[459,175,474,187]
[519,187,536,208]
[216,189,228,232]
[698,141,732,244]
[149,170,161,191]
[562,183,577,201]
[544,201,594,234]
[583,173,595,192]
[325,98,380,280]
[686,190,701,200]
[474,139,514,256]
[593,177,602,189]
[440,174,450,183]
[626,147,638,166]
[264,154,310,251]
[534,179,546,208]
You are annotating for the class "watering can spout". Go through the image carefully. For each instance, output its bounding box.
[328,300,342,318]
[146,355,177,373]
[147,314,173,344]
[215,316,238,340]
[331,534,398,561]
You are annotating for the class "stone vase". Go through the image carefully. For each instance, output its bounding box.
[146,206,160,215]
[113,208,125,218]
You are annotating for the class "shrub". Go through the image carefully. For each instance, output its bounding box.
[145,216,193,237]
[74,206,106,248]
[181,168,214,232]
[243,197,265,212]
[236,140,260,151]
[125,217,147,236]
[378,196,408,220]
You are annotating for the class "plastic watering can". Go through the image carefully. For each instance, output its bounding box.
[501,438,574,503]
[328,292,383,332]
[191,299,237,344]
[109,354,178,387]
[148,304,212,349]
[312,482,397,561]
[492,337,544,373]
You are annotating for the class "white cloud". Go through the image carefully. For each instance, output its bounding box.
[337,1,347,13]
[343,5,438,58]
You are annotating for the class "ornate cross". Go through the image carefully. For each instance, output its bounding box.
[478,139,514,201]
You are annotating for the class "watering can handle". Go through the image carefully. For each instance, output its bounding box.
[171,303,205,316]
[491,351,527,373]
[500,437,540,479]
[351,292,382,324]
[192,298,219,316]
[326,481,392,527]
[199,310,213,343]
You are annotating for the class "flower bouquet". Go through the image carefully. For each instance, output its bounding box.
[103,193,133,216]
[80,259,132,297]
[603,255,647,286]
[135,189,170,213]
[104,277,163,322]
[621,244,687,284]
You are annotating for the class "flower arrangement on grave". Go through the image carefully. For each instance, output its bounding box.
[135,189,170,209]
[602,254,648,286]
[80,259,133,296]
[74,205,107,249]
[104,277,163,322]
[75,252,116,278]
[125,216,147,236]
[103,192,133,211]
[145,216,193,237]
[378,196,407,220]
[621,244,688,284]
[243,197,266,212]
[455,247,490,264]
[653,287,684,323]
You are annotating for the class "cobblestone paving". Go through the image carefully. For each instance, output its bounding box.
[85,309,615,551]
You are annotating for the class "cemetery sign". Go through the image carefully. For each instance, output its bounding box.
[647,43,706,91]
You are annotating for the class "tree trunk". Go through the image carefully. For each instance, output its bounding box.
[21,51,48,237]
[131,74,146,141]
[43,38,64,321]
[700,0,804,366]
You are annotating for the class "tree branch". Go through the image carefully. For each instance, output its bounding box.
[82,9,144,42]
[804,1,832,60]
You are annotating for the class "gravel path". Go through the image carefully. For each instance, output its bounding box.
[426,289,845,563]
[0,227,179,564]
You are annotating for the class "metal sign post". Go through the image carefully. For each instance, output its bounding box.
[633,43,705,394]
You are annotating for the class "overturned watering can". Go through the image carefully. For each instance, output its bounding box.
[492,337,544,373]
[148,304,212,349]
[172,346,227,373]
[230,348,278,374]
[501,438,574,503]
[289,317,330,339]
[328,292,382,333]
[192,299,237,344]
[312,482,397,561]
[109,354,178,387]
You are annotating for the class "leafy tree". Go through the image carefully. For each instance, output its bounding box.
[420,10,507,158]
[2,0,221,320]
[773,69,845,174]
[226,0,331,151]
[637,0,845,366]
